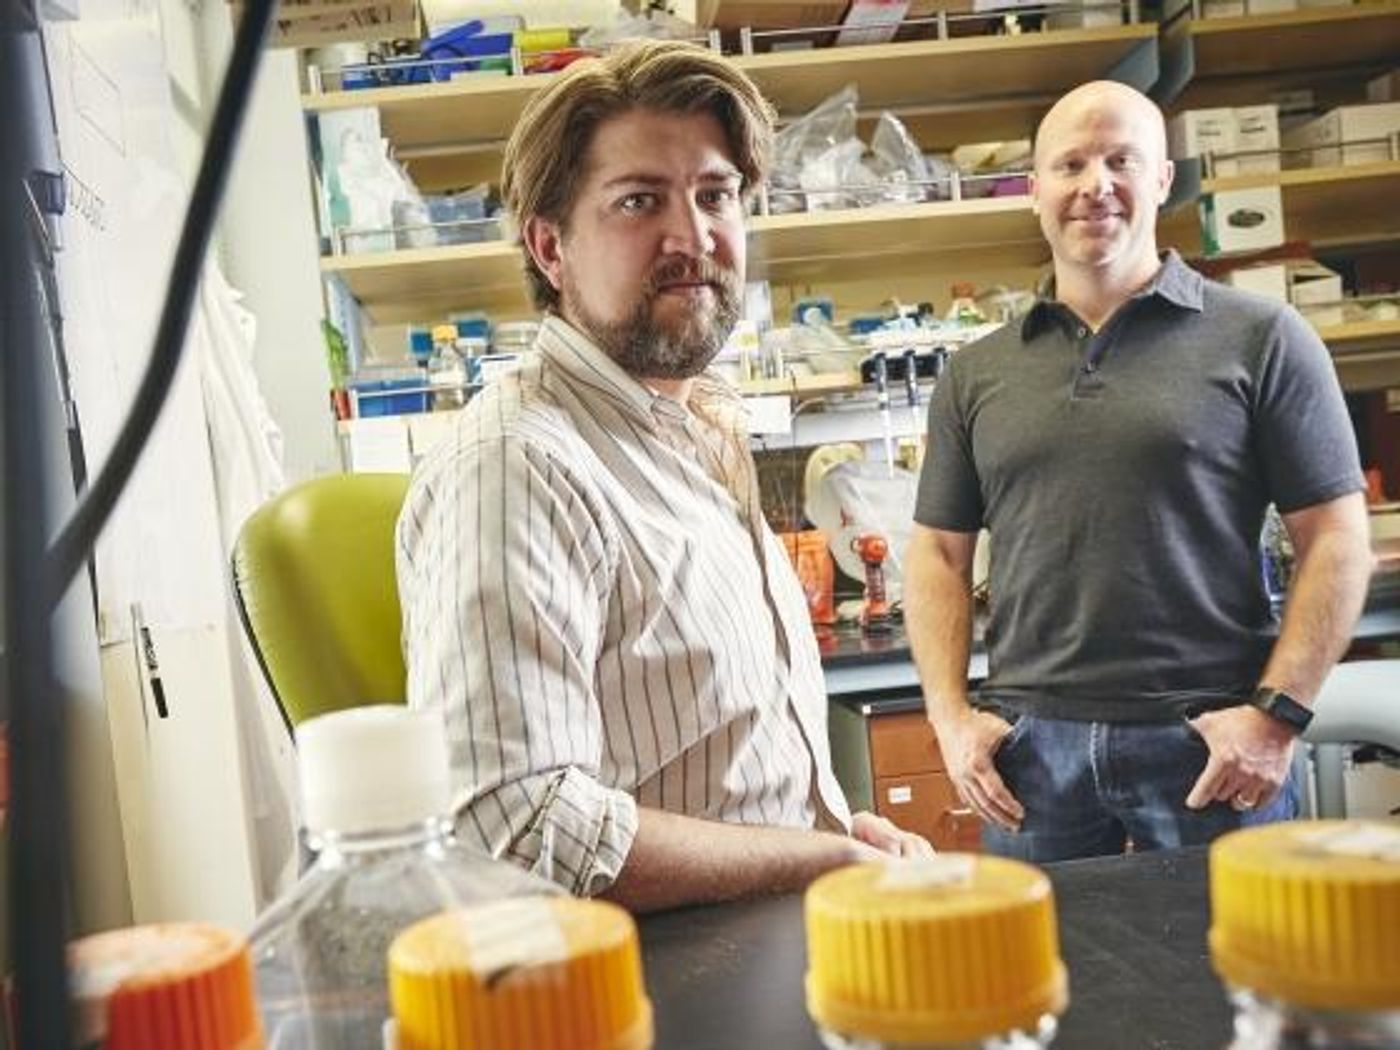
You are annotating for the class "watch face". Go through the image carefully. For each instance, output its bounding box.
[1256,689,1312,732]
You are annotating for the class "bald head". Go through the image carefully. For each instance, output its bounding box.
[1034,81,1168,170]
[1029,79,1174,289]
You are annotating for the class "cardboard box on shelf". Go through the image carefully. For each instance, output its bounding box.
[1282,102,1400,167]
[1368,69,1400,103]
[1202,0,1296,16]
[1170,106,1279,174]
[1044,0,1124,28]
[1200,185,1285,256]
[1233,104,1281,173]
[1289,260,1344,327]
[692,0,850,29]
[1226,263,1288,301]
[836,0,909,43]
[1223,259,1344,326]
[1169,108,1237,165]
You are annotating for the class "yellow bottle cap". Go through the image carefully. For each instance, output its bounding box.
[69,923,262,1050]
[1210,819,1400,1011]
[389,897,653,1050]
[431,324,459,343]
[805,856,1067,1045]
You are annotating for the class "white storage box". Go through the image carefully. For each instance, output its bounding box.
[1283,102,1400,167]
[1368,70,1400,103]
[1200,185,1285,255]
[1233,105,1281,173]
[1289,261,1344,327]
[1226,263,1287,301]
[1169,108,1237,162]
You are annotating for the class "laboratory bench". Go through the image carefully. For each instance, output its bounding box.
[819,577,1400,850]
[638,846,1227,1050]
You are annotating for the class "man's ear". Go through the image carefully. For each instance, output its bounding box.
[1159,158,1175,207]
[1029,172,1040,215]
[522,216,565,293]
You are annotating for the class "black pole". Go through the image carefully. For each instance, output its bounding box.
[2,9,75,1048]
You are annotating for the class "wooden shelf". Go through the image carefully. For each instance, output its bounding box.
[321,240,530,322]
[739,23,1156,127]
[1170,1,1400,109]
[322,196,1054,322]
[1205,162,1400,250]
[749,196,1050,285]
[1188,1,1400,81]
[302,23,1155,156]
[1318,318,1400,391]
[303,74,542,148]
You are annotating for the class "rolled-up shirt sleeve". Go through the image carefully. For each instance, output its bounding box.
[397,428,638,896]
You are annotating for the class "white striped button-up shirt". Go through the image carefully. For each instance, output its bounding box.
[397,315,851,895]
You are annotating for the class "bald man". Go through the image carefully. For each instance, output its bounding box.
[904,81,1373,862]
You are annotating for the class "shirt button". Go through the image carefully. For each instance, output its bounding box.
[1077,326,1088,338]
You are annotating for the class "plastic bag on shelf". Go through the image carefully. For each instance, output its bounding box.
[337,132,437,252]
[804,447,920,595]
[772,84,860,211]
[577,8,698,46]
[870,111,930,204]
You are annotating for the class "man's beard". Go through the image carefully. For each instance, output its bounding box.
[564,256,742,381]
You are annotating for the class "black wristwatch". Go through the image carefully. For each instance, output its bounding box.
[1249,687,1314,736]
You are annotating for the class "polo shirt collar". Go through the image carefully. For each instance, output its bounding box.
[1020,250,1205,339]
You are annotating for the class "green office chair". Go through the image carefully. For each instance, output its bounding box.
[232,472,411,733]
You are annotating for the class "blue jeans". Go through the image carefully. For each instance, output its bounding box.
[981,714,1300,862]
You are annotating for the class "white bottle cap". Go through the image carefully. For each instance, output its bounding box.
[296,705,452,836]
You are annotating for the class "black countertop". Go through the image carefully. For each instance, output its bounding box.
[821,583,1400,707]
[638,847,1226,1050]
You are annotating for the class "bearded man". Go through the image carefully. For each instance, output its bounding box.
[396,40,930,913]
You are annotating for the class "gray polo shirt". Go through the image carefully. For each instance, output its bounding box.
[914,251,1365,721]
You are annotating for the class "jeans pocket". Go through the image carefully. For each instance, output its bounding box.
[995,713,1034,760]
[1179,715,1209,749]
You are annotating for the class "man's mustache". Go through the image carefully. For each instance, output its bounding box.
[643,257,740,298]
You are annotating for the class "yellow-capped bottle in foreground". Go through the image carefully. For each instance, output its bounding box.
[1210,819,1400,1048]
[387,897,653,1050]
[805,854,1068,1049]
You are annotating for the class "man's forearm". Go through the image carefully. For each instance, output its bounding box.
[599,808,861,913]
[1261,521,1374,702]
[904,533,975,721]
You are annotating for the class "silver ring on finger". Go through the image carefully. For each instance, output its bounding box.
[1231,794,1257,812]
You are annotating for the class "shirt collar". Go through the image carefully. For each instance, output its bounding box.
[535,313,742,430]
[1020,249,1205,340]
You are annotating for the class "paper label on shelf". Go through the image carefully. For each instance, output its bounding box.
[887,785,913,805]
[345,416,412,473]
[1298,822,1400,863]
[876,855,977,891]
[743,394,792,435]
[457,900,569,979]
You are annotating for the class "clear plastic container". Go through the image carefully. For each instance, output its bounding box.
[427,324,468,411]
[1209,820,1400,1050]
[805,855,1067,1050]
[250,706,559,1049]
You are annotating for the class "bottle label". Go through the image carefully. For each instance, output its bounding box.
[1298,822,1400,863]
[455,900,568,981]
[875,855,976,891]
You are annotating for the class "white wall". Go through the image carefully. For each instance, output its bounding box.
[195,7,339,483]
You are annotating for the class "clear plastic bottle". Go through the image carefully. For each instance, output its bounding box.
[1209,820,1400,1049]
[250,705,559,1049]
[427,324,467,411]
[805,855,1067,1049]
